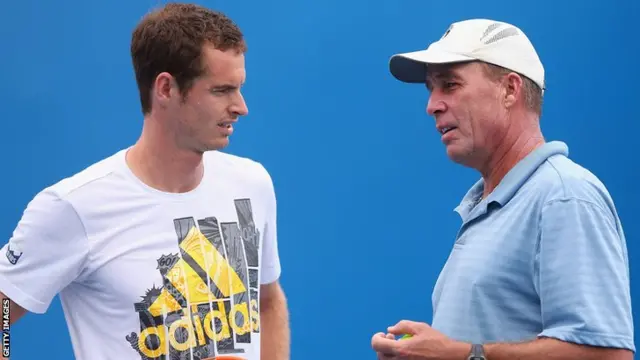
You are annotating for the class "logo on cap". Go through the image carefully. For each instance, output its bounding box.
[441,24,453,39]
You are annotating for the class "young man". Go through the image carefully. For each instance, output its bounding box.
[371,19,634,360]
[0,3,289,360]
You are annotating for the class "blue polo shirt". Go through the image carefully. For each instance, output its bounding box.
[431,141,635,351]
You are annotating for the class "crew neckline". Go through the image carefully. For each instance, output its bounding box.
[117,147,213,200]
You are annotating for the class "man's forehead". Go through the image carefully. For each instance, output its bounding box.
[200,46,246,82]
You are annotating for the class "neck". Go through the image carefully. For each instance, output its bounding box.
[479,117,544,198]
[126,115,204,193]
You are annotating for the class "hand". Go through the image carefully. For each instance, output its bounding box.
[371,320,471,360]
[372,332,401,360]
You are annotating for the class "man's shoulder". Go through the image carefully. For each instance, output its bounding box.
[16,149,128,235]
[42,149,127,202]
[205,150,273,185]
[535,154,615,209]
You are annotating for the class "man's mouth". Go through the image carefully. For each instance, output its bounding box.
[218,122,233,129]
[440,126,457,135]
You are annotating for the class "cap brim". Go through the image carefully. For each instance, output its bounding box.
[389,48,475,83]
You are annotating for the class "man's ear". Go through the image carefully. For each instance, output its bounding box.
[152,72,176,108]
[503,72,523,109]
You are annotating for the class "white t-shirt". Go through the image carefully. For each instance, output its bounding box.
[0,148,282,360]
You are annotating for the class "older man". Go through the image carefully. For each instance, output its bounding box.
[371,19,634,360]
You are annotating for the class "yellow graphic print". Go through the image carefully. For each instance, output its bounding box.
[148,227,247,317]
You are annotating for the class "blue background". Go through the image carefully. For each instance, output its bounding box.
[1,0,638,358]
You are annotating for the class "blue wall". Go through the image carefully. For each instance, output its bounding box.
[1,0,638,358]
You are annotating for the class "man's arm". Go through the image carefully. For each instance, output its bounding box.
[0,292,27,325]
[260,281,290,360]
[257,164,289,360]
[0,293,26,360]
[374,321,633,360]
[483,337,633,360]
[0,293,26,326]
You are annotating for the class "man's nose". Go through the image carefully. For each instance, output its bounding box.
[232,93,249,117]
[426,93,446,116]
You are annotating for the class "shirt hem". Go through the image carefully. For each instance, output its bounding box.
[539,329,635,352]
[0,273,47,314]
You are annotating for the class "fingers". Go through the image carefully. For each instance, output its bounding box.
[371,332,399,356]
[377,342,398,359]
[372,325,423,359]
[372,332,388,340]
[377,333,399,359]
[387,319,423,335]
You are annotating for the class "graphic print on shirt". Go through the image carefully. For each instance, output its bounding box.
[125,198,261,360]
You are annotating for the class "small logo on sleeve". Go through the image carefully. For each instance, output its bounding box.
[6,243,22,265]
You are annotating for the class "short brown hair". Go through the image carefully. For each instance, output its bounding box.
[130,3,247,114]
[481,62,543,116]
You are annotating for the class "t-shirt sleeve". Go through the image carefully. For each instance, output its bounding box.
[0,188,89,314]
[536,198,634,351]
[259,166,281,285]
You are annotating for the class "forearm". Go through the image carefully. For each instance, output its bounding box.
[483,337,633,360]
[260,290,290,360]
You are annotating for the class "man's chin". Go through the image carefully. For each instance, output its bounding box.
[202,138,230,152]
[446,146,474,167]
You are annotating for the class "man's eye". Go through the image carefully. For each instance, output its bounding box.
[211,88,233,94]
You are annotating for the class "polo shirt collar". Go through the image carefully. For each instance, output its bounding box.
[454,141,569,222]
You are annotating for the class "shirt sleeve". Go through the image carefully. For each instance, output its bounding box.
[0,188,89,314]
[535,197,634,351]
[259,166,281,285]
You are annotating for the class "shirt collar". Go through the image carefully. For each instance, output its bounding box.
[454,141,569,222]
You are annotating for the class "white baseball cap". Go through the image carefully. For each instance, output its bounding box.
[389,19,545,92]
